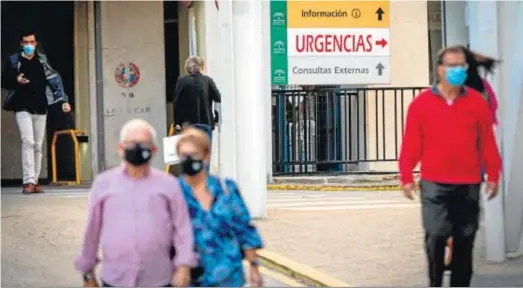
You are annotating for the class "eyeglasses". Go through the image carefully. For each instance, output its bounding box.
[443,63,469,70]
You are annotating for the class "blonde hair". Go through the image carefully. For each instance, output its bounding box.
[184,56,203,75]
[176,126,211,154]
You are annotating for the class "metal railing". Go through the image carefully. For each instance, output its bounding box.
[51,129,88,185]
[272,86,426,175]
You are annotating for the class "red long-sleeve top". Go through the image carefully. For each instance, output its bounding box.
[399,86,502,185]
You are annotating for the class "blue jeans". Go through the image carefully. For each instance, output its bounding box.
[193,123,212,173]
[193,123,212,142]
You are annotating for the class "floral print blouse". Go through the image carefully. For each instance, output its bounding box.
[178,175,263,287]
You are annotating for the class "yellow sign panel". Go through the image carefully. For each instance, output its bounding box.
[287,1,390,29]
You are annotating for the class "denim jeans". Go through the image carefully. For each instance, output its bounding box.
[193,123,212,173]
[193,123,212,142]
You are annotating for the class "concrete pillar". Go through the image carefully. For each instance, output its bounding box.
[74,2,91,133]
[87,1,101,176]
[467,0,506,262]
[188,7,197,56]
[178,4,189,76]
[261,1,273,184]
[74,2,93,181]
[499,1,523,256]
[217,0,237,181]
[98,1,167,169]
[232,0,267,218]
[195,1,221,174]
[443,1,468,46]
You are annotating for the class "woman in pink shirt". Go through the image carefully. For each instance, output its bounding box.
[445,47,500,270]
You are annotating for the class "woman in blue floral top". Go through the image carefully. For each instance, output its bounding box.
[174,127,264,287]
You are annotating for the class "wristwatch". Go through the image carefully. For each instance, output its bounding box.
[249,258,261,267]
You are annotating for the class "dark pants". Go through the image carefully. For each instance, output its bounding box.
[102,281,171,287]
[420,180,481,287]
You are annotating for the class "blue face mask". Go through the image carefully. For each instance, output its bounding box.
[23,44,35,55]
[445,66,468,87]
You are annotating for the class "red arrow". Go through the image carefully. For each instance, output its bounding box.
[375,38,388,48]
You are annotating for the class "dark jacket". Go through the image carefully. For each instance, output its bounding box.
[173,72,221,128]
[2,51,69,111]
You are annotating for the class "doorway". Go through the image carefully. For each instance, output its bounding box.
[1,1,75,185]
[164,0,180,126]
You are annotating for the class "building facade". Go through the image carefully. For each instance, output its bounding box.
[1,1,521,257]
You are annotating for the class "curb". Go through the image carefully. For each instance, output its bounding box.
[267,184,402,191]
[258,250,351,287]
[242,261,305,287]
[507,252,523,260]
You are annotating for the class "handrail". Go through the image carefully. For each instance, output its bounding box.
[51,129,87,185]
[272,86,426,175]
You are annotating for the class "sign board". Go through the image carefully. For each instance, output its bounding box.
[428,11,442,31]
[163,135,182,165]
[114,62,141,88]
[270,0,391,85]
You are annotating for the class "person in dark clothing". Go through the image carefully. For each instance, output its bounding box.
[173,56,221,144]
[15,53,48,113]
[399,46,502,287]
[1,31,71,194]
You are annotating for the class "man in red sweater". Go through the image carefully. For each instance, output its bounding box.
[399,46,502,287]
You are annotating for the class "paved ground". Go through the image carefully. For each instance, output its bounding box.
[0,188,293,287]
[271,174,410,188]
[3,187,521,287]
[256,190,523,287]
[267,190,419,211]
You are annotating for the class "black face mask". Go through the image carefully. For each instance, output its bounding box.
[181,155,204,176]
[124,144,152,166]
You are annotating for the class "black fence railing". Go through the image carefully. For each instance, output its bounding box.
[272,86,426,175]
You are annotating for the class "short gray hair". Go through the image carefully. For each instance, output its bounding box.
[184,56,203,75]
[119,118,157,144]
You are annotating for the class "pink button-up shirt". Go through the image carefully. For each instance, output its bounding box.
[75,166,197,287]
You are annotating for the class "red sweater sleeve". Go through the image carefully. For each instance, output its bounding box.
[477,97,502,183]
[482,79,499,125]
[399,98,423,185]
